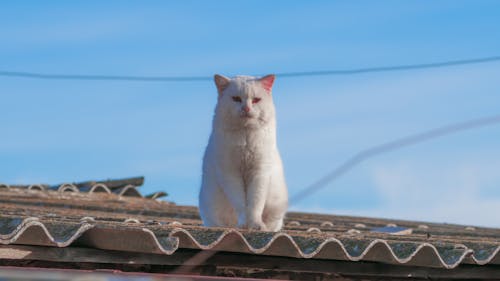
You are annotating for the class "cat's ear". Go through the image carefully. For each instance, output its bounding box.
[214,74,231,96]
[259,74,275,93]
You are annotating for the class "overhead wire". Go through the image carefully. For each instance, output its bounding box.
[290,113,500,205]
[0,56,499,82]
[276,56,500,77]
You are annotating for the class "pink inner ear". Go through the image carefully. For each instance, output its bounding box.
[260,75,275,92]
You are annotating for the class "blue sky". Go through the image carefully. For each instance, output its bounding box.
[1,1,500,227]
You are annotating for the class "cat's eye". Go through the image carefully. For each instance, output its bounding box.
[252,98,261,104]
[232,96,242,102]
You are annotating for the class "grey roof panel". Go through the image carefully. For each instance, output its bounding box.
[1,215,499,269]
[5,177,150,198]
[0,184,499,269]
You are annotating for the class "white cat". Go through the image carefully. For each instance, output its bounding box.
[199,74,288,231]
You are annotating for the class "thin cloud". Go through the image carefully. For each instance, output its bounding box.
[368,161,500,227]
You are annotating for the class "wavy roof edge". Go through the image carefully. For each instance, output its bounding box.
[1,216,499,269]
[0,176,167,199]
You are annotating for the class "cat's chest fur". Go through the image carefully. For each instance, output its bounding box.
[215,128,271,174]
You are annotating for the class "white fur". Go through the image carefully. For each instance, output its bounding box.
[199,75,288,231]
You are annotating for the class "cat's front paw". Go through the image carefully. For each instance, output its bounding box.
[247,220,268,231]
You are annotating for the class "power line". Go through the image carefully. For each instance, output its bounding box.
[0,71,211,82]
[1,56,499,82]
[276,56,500,77]
[290,113,500,205]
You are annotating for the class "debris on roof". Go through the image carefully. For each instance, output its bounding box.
[371,226,413,235]
[1,178,499,280]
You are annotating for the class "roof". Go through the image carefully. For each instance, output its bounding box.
[1,178,500,280]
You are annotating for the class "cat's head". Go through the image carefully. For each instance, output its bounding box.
[213,74,276,129]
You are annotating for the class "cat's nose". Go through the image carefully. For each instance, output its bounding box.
[242,106,251,113]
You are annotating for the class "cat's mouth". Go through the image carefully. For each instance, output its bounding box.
[240,112,254,119]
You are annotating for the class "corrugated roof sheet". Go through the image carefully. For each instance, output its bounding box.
[1,176,166,199]
[0,181,499,270]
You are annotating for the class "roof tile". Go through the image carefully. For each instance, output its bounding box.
[0,182,499,270]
